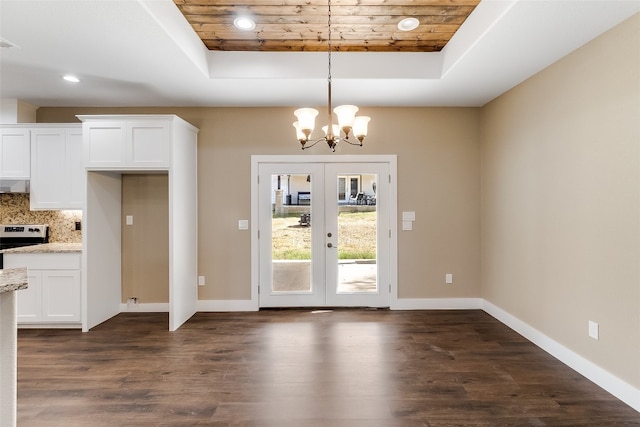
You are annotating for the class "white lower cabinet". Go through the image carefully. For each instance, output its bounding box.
[5,253,81,325]
[15,269,42,322]
[41,270,81,322]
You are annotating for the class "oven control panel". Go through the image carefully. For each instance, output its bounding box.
[0,224,49,238]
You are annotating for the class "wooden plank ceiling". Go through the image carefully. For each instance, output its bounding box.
[173,0,481,52]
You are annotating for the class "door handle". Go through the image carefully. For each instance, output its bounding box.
[327,243,336,248]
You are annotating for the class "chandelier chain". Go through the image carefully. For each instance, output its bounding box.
[293,0,369,151]
[327,0,332,84]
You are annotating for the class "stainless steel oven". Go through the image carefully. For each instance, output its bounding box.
[0,224,49,268]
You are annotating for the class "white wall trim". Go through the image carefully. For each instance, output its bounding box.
[482,300,640,413]
[18,323,82,329]
[119,303,169,313]
[251,154,398,309]
[391,297,483,310]
[197,299,258,312]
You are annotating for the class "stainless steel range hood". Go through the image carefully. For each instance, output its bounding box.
[0,179,30,193]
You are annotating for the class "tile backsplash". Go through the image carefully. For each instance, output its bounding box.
[0,193,82,243]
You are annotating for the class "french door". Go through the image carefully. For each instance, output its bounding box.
[258,161,390,307]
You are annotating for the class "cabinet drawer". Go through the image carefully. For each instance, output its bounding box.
[3,253,80,270]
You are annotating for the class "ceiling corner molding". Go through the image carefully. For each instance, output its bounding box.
[138,0,210,78]
[440,0,518,78]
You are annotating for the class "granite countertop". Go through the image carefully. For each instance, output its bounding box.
[0,243,83,254]
[0,268,28,294]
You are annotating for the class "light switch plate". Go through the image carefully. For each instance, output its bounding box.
[588,320,599,340]
[198,276,205,286]
[238,219,249,230]
[125,215,133,226]
[402,211,416,221]
[445,273,453,284]
[402,221,413,231]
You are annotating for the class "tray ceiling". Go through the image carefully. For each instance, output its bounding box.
[173,0,480,52]
[0,1,638,107]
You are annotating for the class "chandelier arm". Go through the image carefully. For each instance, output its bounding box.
[301,137,328,150]
[342,138,363,147]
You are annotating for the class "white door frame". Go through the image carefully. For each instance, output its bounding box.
[250,155,398,309]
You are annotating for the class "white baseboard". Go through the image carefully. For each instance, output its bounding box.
[391,297,483,310]
[197,299,258,312]
[119,303,169,312]
[18,323,81,329]
[482,300,640,413]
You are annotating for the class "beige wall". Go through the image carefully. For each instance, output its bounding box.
[121,174,169,304]
[37,106,481,301]
[480,14,640,387]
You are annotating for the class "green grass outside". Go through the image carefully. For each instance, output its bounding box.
[272,211,376,260]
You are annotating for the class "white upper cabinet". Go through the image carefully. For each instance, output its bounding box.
[30,125,84,210]
[127,121,170,167]
[81,117,171,169]
[0,127,30,178]
[67,128,84,207]
[83,121,126,167]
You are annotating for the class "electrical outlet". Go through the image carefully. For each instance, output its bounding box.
[402,211,416,221]
[75,221,82,231]
[588,321,599,340]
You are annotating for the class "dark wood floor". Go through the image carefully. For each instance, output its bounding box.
[17,309,640,426]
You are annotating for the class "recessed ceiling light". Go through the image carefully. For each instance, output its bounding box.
[62,75,80,83]
[397,17,419,32]
[234,17,256,31]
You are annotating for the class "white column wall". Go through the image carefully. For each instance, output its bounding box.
[168,119,198,331]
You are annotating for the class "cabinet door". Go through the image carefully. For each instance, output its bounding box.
[30,128,67,209]
[67,128,85,209]
[83,121,126,168]
[31,127,84,210]
[42,270,81,322]
[0,127,30,178]
[17,271,42,323]
[127,121,170,168]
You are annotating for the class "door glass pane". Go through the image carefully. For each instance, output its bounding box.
[271,174,312,293]
[350,177,359,199]
[338,177,347,201]
[337,173,377,293]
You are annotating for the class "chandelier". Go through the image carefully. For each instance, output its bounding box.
[293,0,370,152]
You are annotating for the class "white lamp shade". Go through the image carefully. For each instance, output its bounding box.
[294,108,319,133]
[333,105,359,128]
[353,116,371,138]
[322,124,340,137]
[293,122,306,141]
